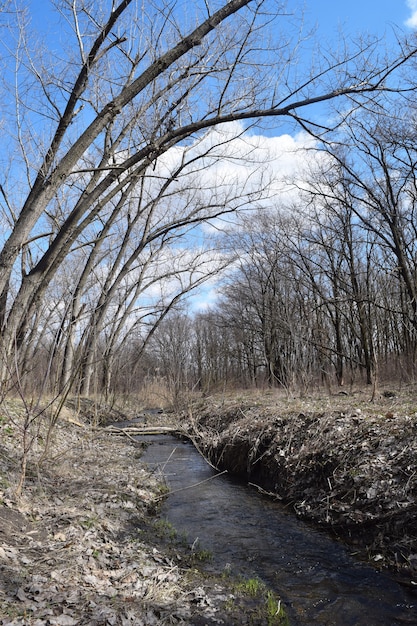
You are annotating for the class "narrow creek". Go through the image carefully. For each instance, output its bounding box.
[140,434,417,625]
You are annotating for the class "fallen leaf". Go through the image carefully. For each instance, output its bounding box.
[48,614,79,626]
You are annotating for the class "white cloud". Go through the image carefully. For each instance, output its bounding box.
[161,122,319,234]
[92,122,323,314]
[405,0,417,28]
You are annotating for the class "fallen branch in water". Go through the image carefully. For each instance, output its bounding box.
[103,425,185,436]
[186,431,221,471]
[248,482,283,500]
[155,470,229,500]
[104,421,222,474]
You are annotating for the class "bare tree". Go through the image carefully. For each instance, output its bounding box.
[299,95,417,383]
[0,0,415,395]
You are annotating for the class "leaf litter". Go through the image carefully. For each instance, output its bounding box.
[185,387,417,585]
[0,402,271,625]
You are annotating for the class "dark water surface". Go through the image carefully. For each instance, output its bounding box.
[140,435,417,625]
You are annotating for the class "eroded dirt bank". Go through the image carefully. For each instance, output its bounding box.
[183,390,417,585]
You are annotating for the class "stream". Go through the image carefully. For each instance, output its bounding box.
[140,434,417,625]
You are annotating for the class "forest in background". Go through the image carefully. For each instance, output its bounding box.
[1,0,417,407]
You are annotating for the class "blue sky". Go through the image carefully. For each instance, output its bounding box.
[29,1,413,36]
[305,1,410,38]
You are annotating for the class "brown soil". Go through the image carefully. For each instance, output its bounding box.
[0,399,288,625]
[183,387,417,586]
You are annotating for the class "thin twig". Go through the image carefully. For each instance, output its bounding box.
[155,470,228,500]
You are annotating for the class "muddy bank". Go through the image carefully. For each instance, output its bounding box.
[183,392,417,583]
